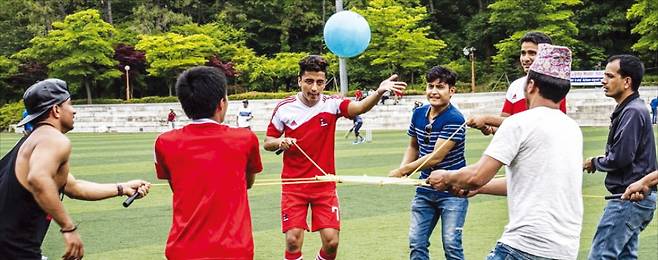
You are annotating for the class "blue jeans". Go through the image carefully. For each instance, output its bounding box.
[486,242,555,260]
[409,190,468,260]
[588,192,656,259]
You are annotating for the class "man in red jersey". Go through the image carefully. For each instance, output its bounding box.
[154,66,263,259]
[468,32,566,134]
[264,55,406,260]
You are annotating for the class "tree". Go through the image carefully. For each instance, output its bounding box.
[0,56,20,104]
[128,3,192,34]
[114,44,146,98]
[136,33,218,96]
[574,0,634,69]
[489,0,581,77]
[172,22,250,63]
[354,0,446,84]
[14,9,121,104]
[627,0,658,54]
[217,0,325,55]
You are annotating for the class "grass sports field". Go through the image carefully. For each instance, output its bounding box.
[1,127,657,259]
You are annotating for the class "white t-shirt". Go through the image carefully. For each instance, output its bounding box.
[484,106,583,260]
[237,107,252,128]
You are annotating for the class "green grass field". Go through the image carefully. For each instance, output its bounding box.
[1,127,657,259]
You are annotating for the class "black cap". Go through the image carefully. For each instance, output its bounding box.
[17,79,71,127]
[242,99,248,103]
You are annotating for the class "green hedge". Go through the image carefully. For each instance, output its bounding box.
[72,96,180,105]
[0,100,24,131]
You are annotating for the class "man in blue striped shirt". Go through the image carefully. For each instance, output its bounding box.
[389,66,467,260]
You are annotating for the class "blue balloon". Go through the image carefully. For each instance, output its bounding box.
[323,11,371,58]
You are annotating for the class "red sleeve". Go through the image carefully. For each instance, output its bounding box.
[246,133,263,174]
[502,100,513,114]
[266,122,283,137]
[339,99,351,118]
[559,98,567,114]
[154,137,169,180]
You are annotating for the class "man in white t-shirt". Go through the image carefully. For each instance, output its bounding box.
[428,44,583,260]
[237,99,253,129]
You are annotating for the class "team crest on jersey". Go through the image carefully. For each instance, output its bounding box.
[512,94,517,101]
[320,118,328,127]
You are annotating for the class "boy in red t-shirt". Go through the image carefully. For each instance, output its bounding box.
[154,66,263,260]
[264,55,406,260]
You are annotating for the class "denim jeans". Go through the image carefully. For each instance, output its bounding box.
[588,192,656,260]
[409,190,468,260]
[486,242,556,260]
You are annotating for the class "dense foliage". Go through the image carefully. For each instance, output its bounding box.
[0,0,655,105]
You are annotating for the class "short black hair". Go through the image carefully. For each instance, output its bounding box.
[519,31,552,45]
[426,66,457,86]
[175,66,227,120]
[607,54,644,91]
[526,71,570,103]
[299,55,328,77]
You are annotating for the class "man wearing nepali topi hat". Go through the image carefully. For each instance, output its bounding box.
[427,44,584,260]
[0,79,151,260]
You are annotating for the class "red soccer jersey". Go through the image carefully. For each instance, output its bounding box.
[502,76,567,115]
[154,120,263,260]
[267,93,351,193]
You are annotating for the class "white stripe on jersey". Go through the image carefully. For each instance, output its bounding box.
[270,93,344,132]
[505,76,527,104]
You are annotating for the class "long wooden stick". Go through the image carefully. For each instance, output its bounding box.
[407,122,468,179]
[293,142,330,176]
[253,179,336,186]
[255,177,319,183]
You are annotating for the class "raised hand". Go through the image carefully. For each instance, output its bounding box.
[377,74,407,96]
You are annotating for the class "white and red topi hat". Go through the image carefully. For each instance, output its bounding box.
[529,43,572,80]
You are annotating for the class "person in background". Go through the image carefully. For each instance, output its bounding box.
[237,99,254,130]
[167,109,176,129]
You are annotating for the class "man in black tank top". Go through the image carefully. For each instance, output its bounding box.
[0,79,152,260]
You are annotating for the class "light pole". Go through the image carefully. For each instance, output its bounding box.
[463,47,476,93]
[335,0,348,96]
[124,65,131,100]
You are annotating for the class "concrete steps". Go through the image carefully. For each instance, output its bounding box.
[19,87,655,133]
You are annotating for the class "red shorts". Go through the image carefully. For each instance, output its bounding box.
[281,191,340,233]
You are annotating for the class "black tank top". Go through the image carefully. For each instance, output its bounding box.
[0,136,52,259]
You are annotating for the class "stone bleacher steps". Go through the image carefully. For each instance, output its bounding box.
[66,87,657,133]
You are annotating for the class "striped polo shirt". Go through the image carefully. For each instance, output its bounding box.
[407,104,466,195]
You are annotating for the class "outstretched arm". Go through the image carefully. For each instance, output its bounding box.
[390,138,456,177]
[64,174,150,201]
[467,115,506,129]
[622,170,658,201]
[427,155,504,192]
[346,75,406,117]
